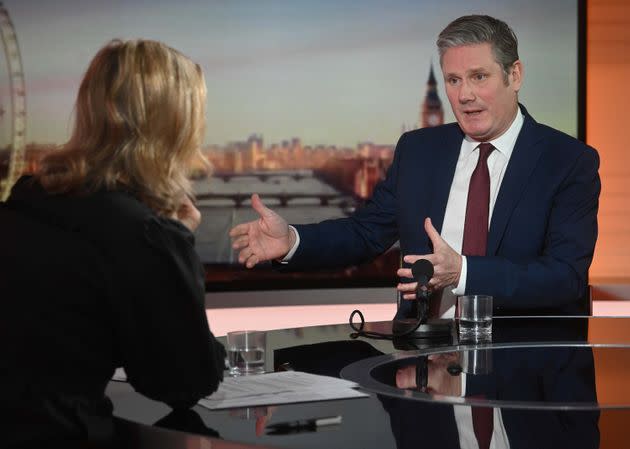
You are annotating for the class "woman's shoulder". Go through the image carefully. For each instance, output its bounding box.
[7,177,195,256]
[92,188,153,220]
[94,190,196,251]
[7,176,151,228]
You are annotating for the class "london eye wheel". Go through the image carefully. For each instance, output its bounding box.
[0,2,26,200]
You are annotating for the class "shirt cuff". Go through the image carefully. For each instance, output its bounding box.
[451,255,467,295]
[279,225,300,264]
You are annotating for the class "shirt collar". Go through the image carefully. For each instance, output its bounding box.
[461,106,524,159]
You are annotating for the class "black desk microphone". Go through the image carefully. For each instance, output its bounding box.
[411,259,434,292]
[391,259,452,339]
[349,259,451,340]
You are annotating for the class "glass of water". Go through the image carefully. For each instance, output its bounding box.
[456,295,493,342]
[226,330,266,376]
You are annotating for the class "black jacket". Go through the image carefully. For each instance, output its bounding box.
[0,176,225,446]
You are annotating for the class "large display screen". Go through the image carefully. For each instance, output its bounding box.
[0,0,584,290]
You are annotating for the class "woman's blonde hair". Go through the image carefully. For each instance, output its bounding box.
[38,39,207,216]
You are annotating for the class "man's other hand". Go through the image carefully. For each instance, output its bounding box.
[397,217,462,299]
[229,194,294,268]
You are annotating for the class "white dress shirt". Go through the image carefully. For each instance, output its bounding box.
[456,374,511,449]
[454,403,511,449]
[435,108,523,318]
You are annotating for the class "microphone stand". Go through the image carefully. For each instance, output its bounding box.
[392,288,453,340]
[349,261,452,343]
[413,289,452,337]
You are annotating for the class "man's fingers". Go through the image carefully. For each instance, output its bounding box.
[397,279,420,301]
[397,281,418,292]
[245,254,260,269]
[239,245,260,263]
[424,217,443,247]
[229,222,250,237]
[251,193,271,218]
[232,235,249,250]
[238,244,262,268]
[403,254,435,265]
[403,255,421,264]
[397,280,418,290]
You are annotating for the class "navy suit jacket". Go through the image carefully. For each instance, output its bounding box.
[289,106,600,315]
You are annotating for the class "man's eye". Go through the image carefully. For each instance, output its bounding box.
[474,73,487,81]
[448,78,459,85]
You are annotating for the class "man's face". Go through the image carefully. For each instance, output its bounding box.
[441,42,522,142]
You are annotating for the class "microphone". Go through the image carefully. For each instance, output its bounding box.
[411,259,434,294]
[350,258,450,341]
[410,259,433,319]
[390,258,452,341]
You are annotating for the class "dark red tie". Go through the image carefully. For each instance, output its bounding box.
[462,143,494,256]
[472,405,493,449]
[464,145,494,448]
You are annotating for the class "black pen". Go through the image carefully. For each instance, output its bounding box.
[266,415,342,435]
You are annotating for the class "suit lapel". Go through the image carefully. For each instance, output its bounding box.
[428,127,463,234]
[487,112,546,255]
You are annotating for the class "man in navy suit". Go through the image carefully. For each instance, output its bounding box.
[230,15,600,317]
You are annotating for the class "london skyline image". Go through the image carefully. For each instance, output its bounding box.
[2,0,579,150]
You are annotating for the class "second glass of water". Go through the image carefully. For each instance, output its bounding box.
[456,295,493,342]
[226,330,266,376]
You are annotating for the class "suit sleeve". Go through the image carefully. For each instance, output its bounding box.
[286,134,407,270]
[466,146,600,312]
[116,217,225,409]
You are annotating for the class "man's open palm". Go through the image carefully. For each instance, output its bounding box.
[229,194,293,268]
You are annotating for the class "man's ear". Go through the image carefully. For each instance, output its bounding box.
[509,60,523,92]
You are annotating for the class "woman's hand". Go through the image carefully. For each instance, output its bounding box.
[174,195,202,231]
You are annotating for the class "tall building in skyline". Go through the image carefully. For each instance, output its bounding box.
[419,63,444,129]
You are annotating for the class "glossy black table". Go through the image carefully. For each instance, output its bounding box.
[107,316,630,448]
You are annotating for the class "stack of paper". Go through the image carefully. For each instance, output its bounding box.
[198,371,369,410]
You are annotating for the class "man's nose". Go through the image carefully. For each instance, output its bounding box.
[458,80,475,103]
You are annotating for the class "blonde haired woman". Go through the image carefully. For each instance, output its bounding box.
[1,40,225,446]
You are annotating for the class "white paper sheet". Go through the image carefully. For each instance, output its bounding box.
[198,371,369,410]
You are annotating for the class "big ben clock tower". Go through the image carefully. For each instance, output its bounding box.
[420,63,444,128]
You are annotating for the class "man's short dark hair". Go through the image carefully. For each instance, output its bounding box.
[437,15,519,82]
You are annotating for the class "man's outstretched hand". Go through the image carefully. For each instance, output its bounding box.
[229,194,295,268]
[397,217,462,299]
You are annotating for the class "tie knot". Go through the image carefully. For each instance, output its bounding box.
[477,143,494,161]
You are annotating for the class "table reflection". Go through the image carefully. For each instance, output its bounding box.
[376,346,598,407]
[377,346,600,449]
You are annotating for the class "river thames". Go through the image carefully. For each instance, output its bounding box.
[193,171,356,263]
